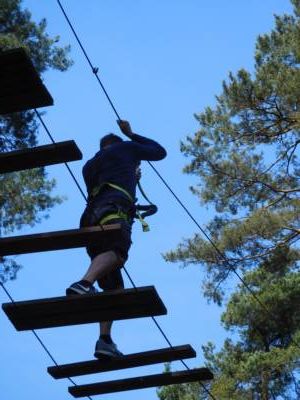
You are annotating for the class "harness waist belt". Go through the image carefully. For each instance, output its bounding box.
[91,182,150,232]
[99,211,130,225]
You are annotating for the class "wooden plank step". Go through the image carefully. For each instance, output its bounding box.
[0,224,122,256]
[48,345,196,379]
[0,48,53,114]
[0,140,82,174]
[2,286,167,331]
[68,368,213,397]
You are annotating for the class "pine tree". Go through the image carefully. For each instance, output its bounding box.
[158,247,300,399]
[164,0,300,304]
[0,0,72,282]
[160,1,300,398]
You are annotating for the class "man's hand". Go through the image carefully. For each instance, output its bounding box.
[117,120,134,138]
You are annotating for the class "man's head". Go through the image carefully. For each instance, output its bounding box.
[100,133,123,149]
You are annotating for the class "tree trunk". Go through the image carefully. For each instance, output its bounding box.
[261,370,269,400]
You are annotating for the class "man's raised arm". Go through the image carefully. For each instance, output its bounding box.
[117,119,167,161]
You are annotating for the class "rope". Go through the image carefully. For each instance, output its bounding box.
[56,0,121,120]
[34,104,216,398]
[137,181,154,204]
[123,267,217,400]
[0,281,93,400]
[55,0,300,353]
[35,109,87,201]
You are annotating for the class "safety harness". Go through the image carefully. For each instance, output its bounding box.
[91,182,157,232]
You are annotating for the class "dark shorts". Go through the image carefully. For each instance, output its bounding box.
[86,218,132,261]
[85,218,132,291]
[93,219,131,290]
[80,199,133,291]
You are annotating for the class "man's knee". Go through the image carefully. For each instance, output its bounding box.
[97,267,124,291]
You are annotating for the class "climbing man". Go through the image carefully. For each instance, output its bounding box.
[66,120,167,358]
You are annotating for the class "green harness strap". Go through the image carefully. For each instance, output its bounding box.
[135,210,150,232]
[91,182,150,232]
[99,210,130,225]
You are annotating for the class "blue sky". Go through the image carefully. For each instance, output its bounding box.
[1,1,293,399]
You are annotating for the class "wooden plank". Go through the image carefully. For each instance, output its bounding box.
[0,48,53,114]
[2,286,167,331]
[48,345,196,379]
[0,141,82,173]
[68,368,214,397]
[0,224,122,256]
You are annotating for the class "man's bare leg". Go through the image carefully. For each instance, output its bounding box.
[100,320,113,335]
[99,279,124,339]
[67,250,126,356]
[82,252,125,349]
[94,277,125,357]
[82,250,123,284]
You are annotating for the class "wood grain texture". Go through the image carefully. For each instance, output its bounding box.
[0,141,82,173]
[68,368,214,397]
[48,345,196,379]
[0,224,122,256]
[2,286,167,330]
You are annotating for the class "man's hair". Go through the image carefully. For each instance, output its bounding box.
[100,133,123,149]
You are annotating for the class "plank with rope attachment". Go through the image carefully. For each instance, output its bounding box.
[68,368,213,397]
[0,140,82,174]
[0,48,53,114]
[48,345,196,379]
[0,225,123,256]
[2,286,167,331]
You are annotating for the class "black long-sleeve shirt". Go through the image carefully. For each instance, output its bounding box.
[82,133,167,206]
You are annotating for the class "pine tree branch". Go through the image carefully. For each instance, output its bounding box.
[282,226,300,235]
[262,193,287,210]
[205,157,300,194]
